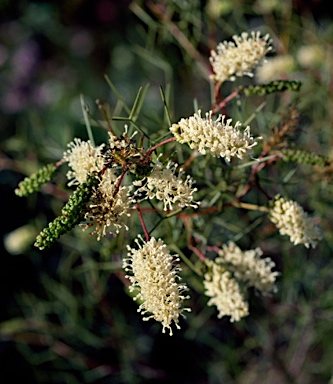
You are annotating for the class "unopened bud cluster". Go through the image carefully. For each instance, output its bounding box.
[239,80,301,96]
[281,148,330,167]
[15,163,57,197]
[34,173,99,250]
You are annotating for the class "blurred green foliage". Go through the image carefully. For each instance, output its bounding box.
[1,1,333,383]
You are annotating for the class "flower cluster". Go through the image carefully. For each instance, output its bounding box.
[123,236,191,335]
[256,55,295,83]
[204,260,249,322]
[63,138,104,186]
[216,241,278,294]
[170,110,261,161]
[83,168,134,240]
[133,161,199,211]
[269,195,323,248]
[14,28,325,337]
[204,242,277,321]
[210,31,272,83]
[296,44,325,68]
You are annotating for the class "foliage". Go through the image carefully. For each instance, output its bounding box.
[1,1,333,383]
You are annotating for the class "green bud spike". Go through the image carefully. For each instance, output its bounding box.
[239,80,302,97]
[15,163,58,197]
[281,148,330,167]
[34,173,99,250]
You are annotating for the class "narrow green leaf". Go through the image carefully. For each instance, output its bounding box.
[80,94,95,146]
[129,86,143,120]
[104,74,131,114]
[159,86,172,127]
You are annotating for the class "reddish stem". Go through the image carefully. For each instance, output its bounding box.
[206,245,221,254]
[236,153,281,200]
[145,137,176,159]
[188,244,207,262]
[136,203,150,242]
[112,168,127,198]
[212,88,240,115]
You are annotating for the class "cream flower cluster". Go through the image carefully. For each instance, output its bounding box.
[170,110,261,161]
[133,161,199,211]
[269,195,323,248]
[123,236,191,335]
[209,31,272,83]
[83,168,134,240]
[217,241,278,294]
[204,260,249,322]
[256,55,295,83]
[296,44,325,68]
[63,138,104,186]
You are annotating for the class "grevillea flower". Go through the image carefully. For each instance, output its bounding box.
[217,241,278,294]
[83,168,134,240]
[133,161,200,211]
[296,44,325,68]
[123,236,191,335]
[170,110,261,161]
[256,55,295,83]
[269,195,323,248]
[204,260,249,322]
[63,138,104,186]
[210,31,272,83]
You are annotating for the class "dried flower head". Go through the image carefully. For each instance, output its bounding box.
[210,31,272,83]
[63,138,104,186]
[133,161,200,211]
[269,195,323,248]
[83,168,134,240]
[204,260,249,322]
[101,127,143,169]
[170,110,261,161]
[123,236,191,335]
[217,241,278,294]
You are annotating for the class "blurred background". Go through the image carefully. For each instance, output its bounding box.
[1,1,333,383]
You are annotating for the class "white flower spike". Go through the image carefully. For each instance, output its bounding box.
[133,161,200,211]
[210,31,272,83]
[217,241,278,294]
[170,110,261,161]
[269,195,323,248]
[123,236,191,335]
[204,260,249,322]
[63,138,104,186]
